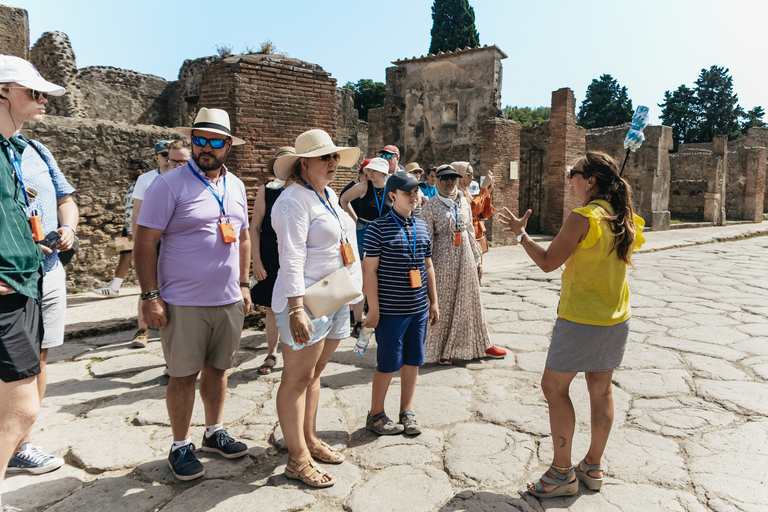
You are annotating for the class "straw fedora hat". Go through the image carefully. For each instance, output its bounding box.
[273,129,360,181]
[404,162,424,173]
[176,107,246,146]
[266,147,295,175]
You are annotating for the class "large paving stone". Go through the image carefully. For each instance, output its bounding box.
[226,376,274,404]
[736,323,768,336]
[43,376,135,407]
[687,420,768,511]
[488,333,551,352]
[133,450,257,484]
[491,320,554,335]
[133,392,259,426]
[89,353,166,377]
[445,423,535,488]
[1,464,87,511]
[34,416,158,472]
[269,457,361,501]
[731,338,768,357]
[39,359,88,387]
[416,365,473,387]
[345,465,452,512]
[44,476,172,512]
[47,343,95,363]
[644,336,744,360]
[85,385,165,419]
[612,370,692,398]
[440,490,539,512]
[627,397,737,436]
[682,353,750,380]
[353,430,443,469]
[161,479,315,512]
[516,351,547,372]
[620,343,684,370]
[601,428,689,486]
[33,400,90,433]
[696,379,768,415]
[601,483,709,512]
[667,326,749,344]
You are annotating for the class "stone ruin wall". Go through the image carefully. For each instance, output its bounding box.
[20,116,180,290]
[369,45,506,172]
[480,117,520,245]
[0,4,28,59]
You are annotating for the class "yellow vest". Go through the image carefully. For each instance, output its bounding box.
[558,200,645,326]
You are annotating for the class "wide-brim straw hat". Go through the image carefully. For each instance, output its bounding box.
[266,147,295,175]
[273,129,360,181]
[176,107,246,146]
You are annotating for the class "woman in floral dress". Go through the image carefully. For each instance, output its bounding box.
[420,164,506,364]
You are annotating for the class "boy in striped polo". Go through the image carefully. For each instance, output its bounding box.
[362,171,439,435]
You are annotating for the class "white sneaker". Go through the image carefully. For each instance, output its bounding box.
[91,287,119,297]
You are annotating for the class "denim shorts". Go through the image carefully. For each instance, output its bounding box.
[375,310,428,373]
[276,303,351,348]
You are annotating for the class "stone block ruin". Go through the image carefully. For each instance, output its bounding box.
[1,3,764,289]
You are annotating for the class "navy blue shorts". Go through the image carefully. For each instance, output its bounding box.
[375,310,428,373]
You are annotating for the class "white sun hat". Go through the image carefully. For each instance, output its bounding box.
[364,157,389,175]
[176,107,246,145]
[0,55,65,96]
[273,129,360,181]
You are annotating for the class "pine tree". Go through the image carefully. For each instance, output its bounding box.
[429,0,480,55]
[576,74,634,129]
[659,85,698,149]
[692,65,744,142]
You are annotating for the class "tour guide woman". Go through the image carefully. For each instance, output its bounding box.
[271,129,362,488]
[499,151,645,498]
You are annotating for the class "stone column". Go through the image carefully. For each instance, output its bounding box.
[545,88,585,235]
[744,146,767,223]
[638,125,673,230]
[705,135,728,225]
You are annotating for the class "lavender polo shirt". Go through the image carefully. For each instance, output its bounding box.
[137,160,249,306]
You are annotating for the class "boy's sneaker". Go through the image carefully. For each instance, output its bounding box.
[168,443,204,481]
[485,346,507,358]
[351,321,363,338]
[399,411,422,435]
[91,286,119,297]
[7,444,64,474]
[200,429,248,459]
[2,505,22,512]
[366,411,404,435]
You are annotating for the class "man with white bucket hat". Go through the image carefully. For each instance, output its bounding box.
[134,107,251,481]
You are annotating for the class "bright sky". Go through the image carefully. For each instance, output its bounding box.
[9,0,765,125]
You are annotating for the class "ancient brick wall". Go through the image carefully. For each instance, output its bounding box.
[20,116,180,290]
[669,152,711,219]
[197,54,341,202]
[480,118,520,245]
[0,4,28,59]
[545,88,585,235]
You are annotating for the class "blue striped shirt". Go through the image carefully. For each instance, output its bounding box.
[364,210,432,315]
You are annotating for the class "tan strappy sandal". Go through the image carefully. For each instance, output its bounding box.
[284,458,336,488]
[309,440,345,464]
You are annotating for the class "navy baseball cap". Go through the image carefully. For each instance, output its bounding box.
[384,170,420,207]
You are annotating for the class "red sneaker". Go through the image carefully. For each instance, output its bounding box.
[485,346,506,358]
[438,358,452,365]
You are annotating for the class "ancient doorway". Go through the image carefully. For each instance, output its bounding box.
[519,148,545,233]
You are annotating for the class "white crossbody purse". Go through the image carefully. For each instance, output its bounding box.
[303,266,360,318]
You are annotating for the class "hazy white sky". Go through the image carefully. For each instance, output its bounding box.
[10,0,765,124]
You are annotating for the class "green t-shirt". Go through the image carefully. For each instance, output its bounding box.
[0,135,44,298]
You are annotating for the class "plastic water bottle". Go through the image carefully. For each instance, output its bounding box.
[290,316,331,351]
[354,327,374,355]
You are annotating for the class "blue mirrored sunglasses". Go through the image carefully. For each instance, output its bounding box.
[381,153,394,160]
[192,136,227,149]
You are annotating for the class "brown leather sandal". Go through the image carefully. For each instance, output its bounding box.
[309,440,345,464]
[284,458,336,488]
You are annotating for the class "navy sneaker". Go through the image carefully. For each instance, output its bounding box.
[7,444,64,474]
[168,443,204,481]
[201,429,248,459]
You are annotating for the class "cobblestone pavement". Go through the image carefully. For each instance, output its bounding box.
[3,233,767,512]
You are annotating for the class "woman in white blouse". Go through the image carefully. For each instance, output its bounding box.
[271,130,362,488]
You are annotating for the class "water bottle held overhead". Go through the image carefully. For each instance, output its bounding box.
[623,106,650,152]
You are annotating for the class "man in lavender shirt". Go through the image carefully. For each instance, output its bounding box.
[134,108,252,481]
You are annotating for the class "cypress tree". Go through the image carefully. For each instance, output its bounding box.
[429,0,480,55]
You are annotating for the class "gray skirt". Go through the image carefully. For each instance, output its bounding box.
[545,317,630,373]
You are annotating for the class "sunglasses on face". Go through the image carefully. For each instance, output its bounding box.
[319,153,341,163]
[381,153,395,160]
[157,151,169,158]
[569,168,586,179]
[7,87,47,101]
[410,170,423,175]
[192,136,228,149]
[439,176,458,182]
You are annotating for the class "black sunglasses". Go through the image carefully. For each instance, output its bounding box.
[439,176,458,181]
[319,153,341,163]
[192,136,228,149]
[157,151,169,158]
[7,87,47,101]
[569,168,586,179]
